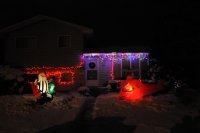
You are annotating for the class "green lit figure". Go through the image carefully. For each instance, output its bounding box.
[49,82,55,94]
[47,76,56,99]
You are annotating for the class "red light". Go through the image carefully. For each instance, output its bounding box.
[120,79,164,102]
[123,83,133,92]
[25,62,83,85]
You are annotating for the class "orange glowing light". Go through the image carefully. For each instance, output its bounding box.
[123,83,133,92]
[120,79,164,102]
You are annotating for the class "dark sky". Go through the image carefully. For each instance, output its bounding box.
[1,0,200,50]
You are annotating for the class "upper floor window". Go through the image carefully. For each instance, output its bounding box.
[58,35,71,48]
[16,36,37,48]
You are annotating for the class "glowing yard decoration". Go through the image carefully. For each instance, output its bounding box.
[120,79,143,101]
[49,83,55,94]
[120,78,165,102]
[123,83,133,92]
[25,61,84,85]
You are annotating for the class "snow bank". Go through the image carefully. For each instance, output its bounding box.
[0,65,24,80]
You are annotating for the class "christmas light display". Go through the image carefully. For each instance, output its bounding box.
[25,52,149,86]
[82,52,149,62]
[25,61,84,85]
[82,52,149,80]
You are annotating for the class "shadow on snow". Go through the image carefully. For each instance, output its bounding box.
[38,96,136,133]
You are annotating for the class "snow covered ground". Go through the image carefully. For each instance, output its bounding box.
[0,93,87,133]
[94,93,200,133]
[0,92,200,133]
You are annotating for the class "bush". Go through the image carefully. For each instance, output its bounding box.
[0,65,28,95]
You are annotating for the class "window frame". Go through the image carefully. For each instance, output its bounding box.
[57,35,72,48]
[15,36,37,49]
[113,57,140,79]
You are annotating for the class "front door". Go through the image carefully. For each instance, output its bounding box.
[85,58,99,86]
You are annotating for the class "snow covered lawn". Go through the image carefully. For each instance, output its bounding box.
[0,92,200,133]
[0,92,87,133]
[94,93,200,133]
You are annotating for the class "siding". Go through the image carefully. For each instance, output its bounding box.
[4,20,83,67]
[99,59,112,86]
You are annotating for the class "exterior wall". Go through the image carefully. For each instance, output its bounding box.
[131,59,140,79]
[56,68,85,90]
[4,20,84,67]
[84,57,149,87]
[140,59,149,79]
[84,58,112,87]
[99,59,112,86]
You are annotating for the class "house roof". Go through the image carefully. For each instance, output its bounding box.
[83,45,150,53]
[0,15,93,35]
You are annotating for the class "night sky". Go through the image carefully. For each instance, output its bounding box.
[1,1,200,65]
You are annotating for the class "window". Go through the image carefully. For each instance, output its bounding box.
[61,73,72,82]
[16,37,37,48]
[131,59,139,79]
[58,35,71,48]
[122,59,131,78]
[87,70,98,80]
[113,58,140,79]
[113,61,121,80]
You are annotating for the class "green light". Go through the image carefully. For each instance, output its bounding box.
[50,88,55,94]
[49,83,55,94]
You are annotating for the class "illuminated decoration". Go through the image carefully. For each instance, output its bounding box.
[25,52,149,86]
[49,83,55,94]
[25,61,84,85]
[123,83,133,92]
[82,52,149,62]
[120,78,165,102]
[89,62,96,69]
[110,61,114,80]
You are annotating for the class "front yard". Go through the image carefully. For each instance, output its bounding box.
[0,90,200,133]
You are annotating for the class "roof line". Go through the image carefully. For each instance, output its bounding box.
[0,14,93,35]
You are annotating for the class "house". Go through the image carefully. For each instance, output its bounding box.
[0,15,93,67]
[0,15,150,89]
[83,46,150,87]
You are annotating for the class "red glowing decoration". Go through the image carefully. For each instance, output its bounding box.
[120,77,164,102]
[123,83,133,92]
[25,61,84,85]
